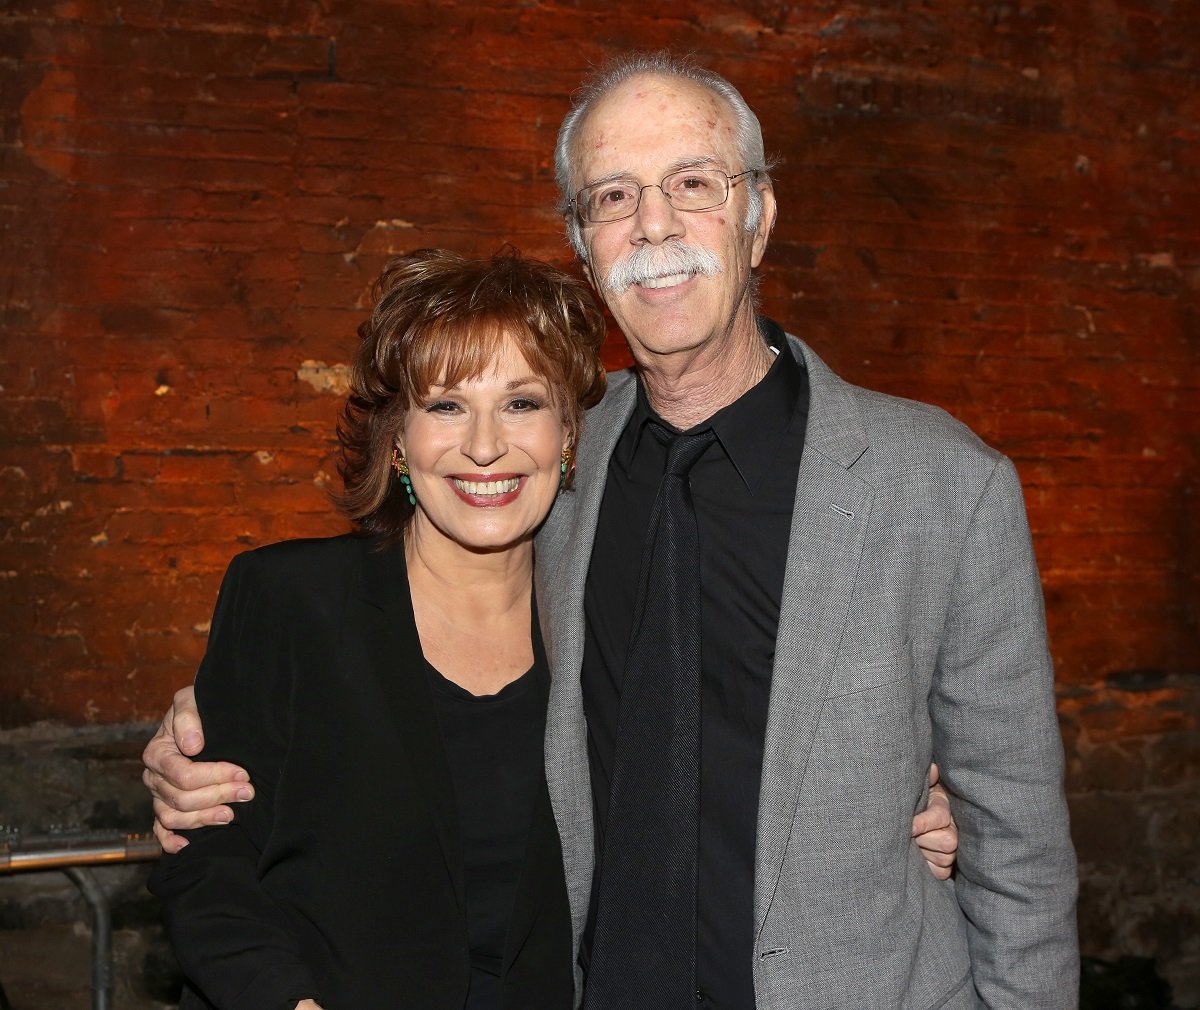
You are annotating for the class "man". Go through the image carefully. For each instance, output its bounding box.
[144,52,1076,1008]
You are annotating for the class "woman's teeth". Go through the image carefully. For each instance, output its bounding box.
[452,477,520,496]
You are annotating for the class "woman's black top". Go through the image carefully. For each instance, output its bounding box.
[428,655,548,1010]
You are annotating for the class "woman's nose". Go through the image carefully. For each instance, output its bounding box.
[462,415,505,465]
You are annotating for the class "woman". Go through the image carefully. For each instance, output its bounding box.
[150,249,606,1009]
[149,248,958,1010]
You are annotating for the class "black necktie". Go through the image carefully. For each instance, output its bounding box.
[584,424,716,1010]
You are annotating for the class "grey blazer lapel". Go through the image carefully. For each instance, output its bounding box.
[754,337,878,939]
[535,369,638,951]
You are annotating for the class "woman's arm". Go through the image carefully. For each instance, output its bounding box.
[148,551,323,1010]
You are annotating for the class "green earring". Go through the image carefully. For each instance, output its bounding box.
[560,445,573,488]
[392,447,417,506]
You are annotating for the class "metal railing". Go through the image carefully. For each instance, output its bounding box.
[0,830,161,1010]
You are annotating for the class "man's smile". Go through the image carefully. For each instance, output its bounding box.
[638,272,693,289]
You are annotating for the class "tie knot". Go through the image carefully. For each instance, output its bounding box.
[657,425,716,477]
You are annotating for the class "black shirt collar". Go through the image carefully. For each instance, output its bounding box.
[616,317,806,493]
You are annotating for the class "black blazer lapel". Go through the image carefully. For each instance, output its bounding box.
[501,617,572,1006]
[348,538,465,912]
[503,594,555,968]
[501,784,559,968]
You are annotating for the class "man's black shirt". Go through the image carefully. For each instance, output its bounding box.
[581,321,810,1009]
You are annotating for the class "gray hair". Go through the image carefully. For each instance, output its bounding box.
[555,51,773,262]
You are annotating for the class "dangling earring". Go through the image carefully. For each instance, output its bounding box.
[391,446,417,506]
[560,443,574,489]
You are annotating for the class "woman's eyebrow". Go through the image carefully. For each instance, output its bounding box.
[506,376,546,391]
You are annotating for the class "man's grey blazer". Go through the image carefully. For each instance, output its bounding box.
[534,334,1079,1010]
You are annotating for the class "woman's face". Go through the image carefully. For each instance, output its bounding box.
[398,336,571,556]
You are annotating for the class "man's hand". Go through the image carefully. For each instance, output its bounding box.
[912,763,958,880]
[142,685,254,853]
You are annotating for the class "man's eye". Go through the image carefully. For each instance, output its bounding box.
[674,174,713,192]
[598,188,629,205]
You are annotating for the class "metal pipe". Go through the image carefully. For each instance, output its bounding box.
[0,833,160,873]
[64,866,112,1010]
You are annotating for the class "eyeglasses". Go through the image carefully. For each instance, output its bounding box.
[571,168,759,224]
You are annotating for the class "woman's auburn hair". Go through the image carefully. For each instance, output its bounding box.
[335,247,608,544]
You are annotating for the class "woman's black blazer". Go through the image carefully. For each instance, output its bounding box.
[149,535,573,1010]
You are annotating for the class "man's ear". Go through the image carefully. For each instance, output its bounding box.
[750,182,777,269]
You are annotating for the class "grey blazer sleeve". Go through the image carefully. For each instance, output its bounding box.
[930,454,1078,1007]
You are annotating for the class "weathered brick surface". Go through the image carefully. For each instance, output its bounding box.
[1,1,1197,1000]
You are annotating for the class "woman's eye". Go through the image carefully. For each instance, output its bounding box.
[426,400,460,414]
[508,397,542,412]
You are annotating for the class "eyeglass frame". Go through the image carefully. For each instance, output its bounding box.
[569,167,761,224]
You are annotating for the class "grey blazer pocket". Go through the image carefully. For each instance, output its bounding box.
[825,640,912,698]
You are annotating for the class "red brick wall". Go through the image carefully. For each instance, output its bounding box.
[2,1,1197,997]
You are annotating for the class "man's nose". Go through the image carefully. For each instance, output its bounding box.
[630,184,685,245]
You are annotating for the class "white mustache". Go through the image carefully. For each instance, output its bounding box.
[602,241,722,294]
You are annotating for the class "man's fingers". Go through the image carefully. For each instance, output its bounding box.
[913,760,959,876]
[916,829,958,860]
[926,862,953,881]
[170,685,204,755]
[907,820,955,849]
[927,778,951,808]
[146,764,253,813]
[149,747,250,797]
[914,770,954,838]
[915,817,957,879]
[911,804,952,836]
[152,795,236,832]
[142,686,247,852]
[152,818,189,855]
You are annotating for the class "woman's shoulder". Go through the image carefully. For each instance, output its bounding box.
[208,534,400,649]
[224,532,377,592]
[244,531,365,562]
